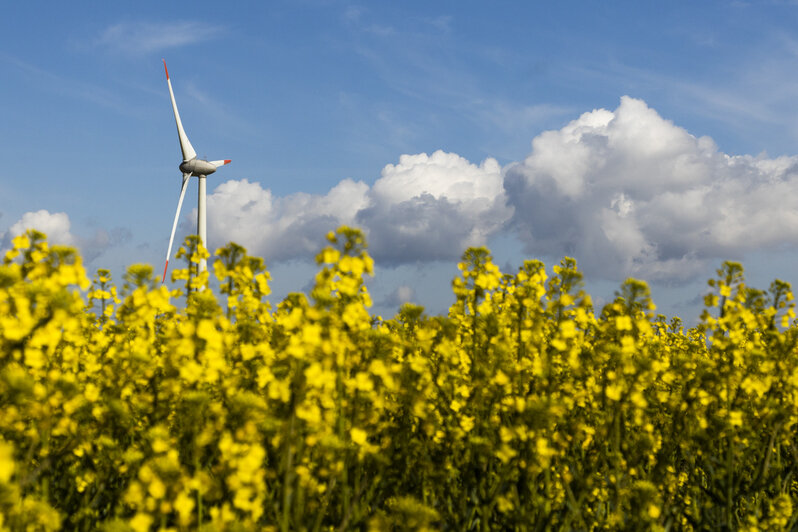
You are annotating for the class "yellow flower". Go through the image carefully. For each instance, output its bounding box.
[129,513,153,532]
[11,233,30,251]
[648,503,661,519]
[492,370,510,386]
[319,247,340,264]
[83,383,100,403]
[296,402,322,424]
[0,440,15,483]
[350,427,367,445]
[615,315,632,331]
[559,320,577,339]
[460,416,475,433]
[174,491,195,527]
[353,371,374,392]
[720,284,731,297]
[147,478,166,499]
[495,444,517,464]
[606,383,623,401]
[497,496,514,513]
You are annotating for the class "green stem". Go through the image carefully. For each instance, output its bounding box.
[726,368,734,529]
[195,454,203,527]
[281,400,297,532]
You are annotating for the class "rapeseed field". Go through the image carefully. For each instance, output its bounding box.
[1,227,797,530]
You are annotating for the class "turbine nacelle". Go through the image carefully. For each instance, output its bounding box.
[179,158,231,177]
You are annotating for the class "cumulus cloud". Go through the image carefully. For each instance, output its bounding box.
[7,210,76,246]
[206,150,512,265]
[2,210,130,264]
[505,96,798,281]
[206,178,369,262]
[359,151,511,262]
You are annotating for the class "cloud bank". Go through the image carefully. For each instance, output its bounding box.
[204,96,798,283]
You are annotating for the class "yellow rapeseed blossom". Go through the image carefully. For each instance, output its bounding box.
[0,439,15,483]
[351,427,368,445]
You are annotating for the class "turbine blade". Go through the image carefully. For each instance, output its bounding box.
[162,174,191,283]
[163,60,197,162]
[209,159,232,168]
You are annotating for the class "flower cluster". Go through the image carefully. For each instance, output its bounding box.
[1,227,798,530]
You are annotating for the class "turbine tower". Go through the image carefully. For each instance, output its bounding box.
[161,60,230,283]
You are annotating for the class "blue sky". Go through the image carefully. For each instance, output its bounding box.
[4,1,798,321]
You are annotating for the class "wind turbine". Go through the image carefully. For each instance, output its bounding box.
[161,59,230,283]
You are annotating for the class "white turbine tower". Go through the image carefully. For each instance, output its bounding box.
[161,60,230,283]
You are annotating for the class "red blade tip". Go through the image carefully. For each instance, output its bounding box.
[162,261,169,283]
[224,160,231,165]
[163,59,169,80]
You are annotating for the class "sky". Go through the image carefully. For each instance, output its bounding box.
[4,1,798,322]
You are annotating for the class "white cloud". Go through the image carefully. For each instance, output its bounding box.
[95,21,223,55]
[7,210,75,246]
[358,150,512,263]
[206,150,512,265]
[506,96,798,281]
[372,151,503,203]
[206,178,369,262]
[3,210,130,264]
